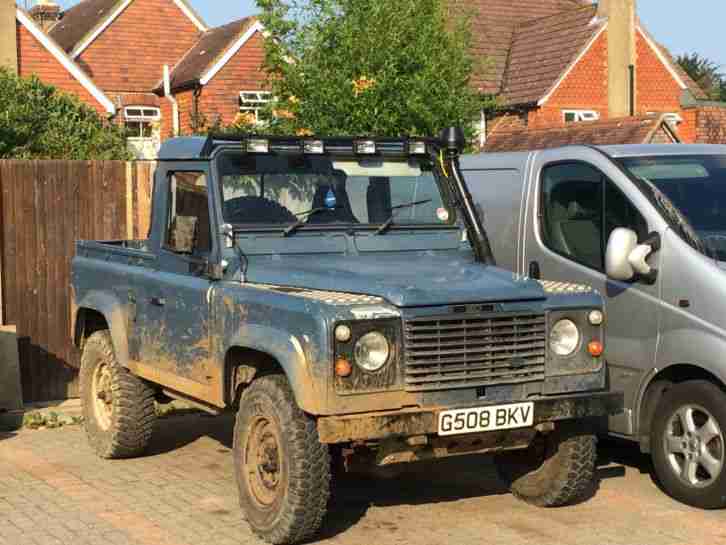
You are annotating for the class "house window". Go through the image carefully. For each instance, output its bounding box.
[563,110,600,123]
[124,107,160,139]
[239,91,272,124]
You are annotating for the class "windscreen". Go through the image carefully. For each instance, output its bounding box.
[216,152,454,229]
[619,154,726,259]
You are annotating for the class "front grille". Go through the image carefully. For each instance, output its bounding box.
[403,312,547,392]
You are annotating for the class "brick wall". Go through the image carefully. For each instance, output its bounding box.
[16,21,107,116]
[195,31,267,129]
[529,31,608,128]
[76,0,201,93]
[694,106,726,144]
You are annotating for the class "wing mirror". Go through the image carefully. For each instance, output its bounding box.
[605,228,661,284]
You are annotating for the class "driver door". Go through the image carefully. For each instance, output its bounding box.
[524,150,663,436]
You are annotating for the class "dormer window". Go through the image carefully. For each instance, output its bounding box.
[563,110,600,123]
[124,107,161,139]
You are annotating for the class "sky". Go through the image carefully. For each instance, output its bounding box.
[189,1,726,67]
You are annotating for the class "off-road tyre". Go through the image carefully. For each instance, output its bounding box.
[234,375,331,545]
[80,331,156,459]
[494,424,596,507]
[224,196,297,225]
[650,381,726,509]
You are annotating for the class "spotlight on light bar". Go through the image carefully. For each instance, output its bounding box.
[355,140,377,155]
[408,141,427,155]
[303,140,324,154]
[246,139,270,153]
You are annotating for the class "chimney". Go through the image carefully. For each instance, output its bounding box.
[0,0,17,74]
[30,1,62,31]
[599,0,637,118]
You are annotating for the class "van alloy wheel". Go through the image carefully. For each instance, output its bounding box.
[662,404,724,488]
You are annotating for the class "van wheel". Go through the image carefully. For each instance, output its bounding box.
[494,424,596,507]
[80,331,156,459]
[234,375,331,545]
[651,381,726,509]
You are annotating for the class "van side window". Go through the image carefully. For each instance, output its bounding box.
[166,172,211,256]
[541,163,647,272]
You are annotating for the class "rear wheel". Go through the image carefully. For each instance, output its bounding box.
[494,424,596,507]
[651,381,726,509]
[80,331,156,459]
[234,375,331,544]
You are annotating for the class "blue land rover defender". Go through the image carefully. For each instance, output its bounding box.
[71,129,621,544]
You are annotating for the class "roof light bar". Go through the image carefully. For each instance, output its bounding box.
[247,138,270,153]
[355,140,377,155]
[303,140,325,154]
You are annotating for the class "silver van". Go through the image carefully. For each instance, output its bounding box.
[462,144,726,509]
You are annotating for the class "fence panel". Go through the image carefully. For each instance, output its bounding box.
[0,160,154,402]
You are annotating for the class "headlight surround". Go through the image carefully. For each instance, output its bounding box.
[550,319,580,357]
[354,331,390,372]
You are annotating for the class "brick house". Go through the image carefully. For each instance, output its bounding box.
[0,0,268,158]
[460,0,726,149]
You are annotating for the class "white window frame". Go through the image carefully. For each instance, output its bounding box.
[240,91,272,124]
[124,106,161,140]
[563,110,600,123]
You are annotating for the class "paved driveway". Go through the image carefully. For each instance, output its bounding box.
[0,413,724,545]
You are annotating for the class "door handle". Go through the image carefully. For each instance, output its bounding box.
[529,261,541,280]
[150,297,166,307]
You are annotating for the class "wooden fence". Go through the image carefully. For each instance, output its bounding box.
[0,160,155,402]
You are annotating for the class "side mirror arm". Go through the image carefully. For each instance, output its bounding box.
[629,232,661,285]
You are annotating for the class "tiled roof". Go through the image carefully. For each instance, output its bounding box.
[450,0,591,95]
[502,5,602,106]
[163,17,258,92]
[484,115,679,152]
[49,0,121,53]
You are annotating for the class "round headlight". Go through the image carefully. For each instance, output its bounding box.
[550,319,580,356]
[354,332,390,372]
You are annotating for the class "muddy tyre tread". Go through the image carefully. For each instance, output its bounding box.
[235,375,331,545]
[80,331,156,459]
[496,428,596,508]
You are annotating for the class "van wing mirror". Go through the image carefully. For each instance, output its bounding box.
[169,216,198,254]
[606,228,660,284]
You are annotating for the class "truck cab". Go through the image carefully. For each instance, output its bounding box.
[72,130,621,544]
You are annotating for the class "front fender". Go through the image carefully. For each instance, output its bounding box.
[227,324,323,414]
[75,290,130,368]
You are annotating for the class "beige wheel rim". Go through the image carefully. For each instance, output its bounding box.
[244,416,283,508]
[91,362,113,431]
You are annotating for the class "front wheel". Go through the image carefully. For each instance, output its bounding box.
[234,375,331,545]
[651,381,726,509]
[494,424,596,507]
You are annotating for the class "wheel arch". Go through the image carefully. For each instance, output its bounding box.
[73,291,130,368]
[224,325,322,414]
[637,363,726,452]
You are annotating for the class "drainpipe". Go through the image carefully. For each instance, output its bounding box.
[479,109,487,149]
[163,65,180,137]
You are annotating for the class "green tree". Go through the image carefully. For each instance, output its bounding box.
[676,52,726,101]
[256,0,483,138]
[0,69,131,160]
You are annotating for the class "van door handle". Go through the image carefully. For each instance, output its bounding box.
[529,261,541,280]
[150,297,166,307]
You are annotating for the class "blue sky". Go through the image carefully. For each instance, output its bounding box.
[191,1,726,67]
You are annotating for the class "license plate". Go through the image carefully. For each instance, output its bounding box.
[438,402,535,436]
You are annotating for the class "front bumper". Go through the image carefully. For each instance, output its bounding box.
[317,391,623,444]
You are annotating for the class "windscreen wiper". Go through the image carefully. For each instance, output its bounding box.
[375,199,433,235]
[283,206,340,237]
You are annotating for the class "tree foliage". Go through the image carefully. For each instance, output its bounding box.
[676,52,726,101]
[0,69,131,160]
[256,0,483,138]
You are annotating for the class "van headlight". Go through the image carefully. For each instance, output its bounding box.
[354,331,390,372]
[550,319,580,356]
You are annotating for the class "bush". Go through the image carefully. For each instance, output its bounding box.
[0,68,131,160]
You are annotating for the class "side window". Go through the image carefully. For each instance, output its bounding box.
[166,172,211,256]
[541,163,648,272]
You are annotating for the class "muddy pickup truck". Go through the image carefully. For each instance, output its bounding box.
[71,128,622,544]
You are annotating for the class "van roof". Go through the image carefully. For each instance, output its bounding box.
[461,144,726,170]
